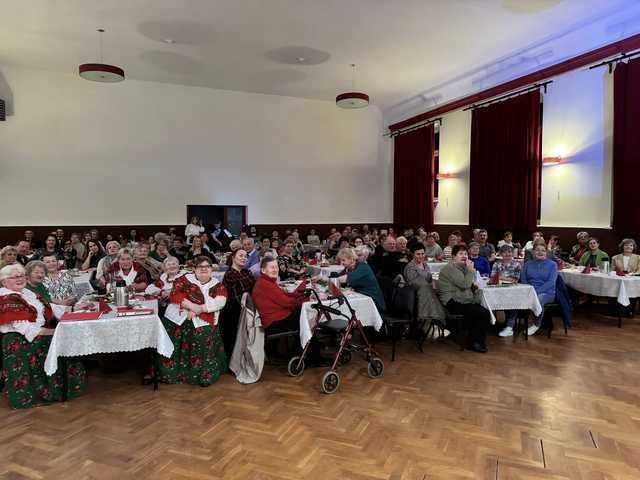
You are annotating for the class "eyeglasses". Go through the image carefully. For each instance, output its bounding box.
[6,274,26,280]
[196,264,212,269]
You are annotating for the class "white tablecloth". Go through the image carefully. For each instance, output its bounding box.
[70,270,94,296]
[426,262,448,274]
[299,292,383,347]
[479,284,542,324]
[44,300,174,375]
[559,269,640,306]
[309,265,345,278]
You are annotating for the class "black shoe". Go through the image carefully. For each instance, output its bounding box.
[470,342,488,353]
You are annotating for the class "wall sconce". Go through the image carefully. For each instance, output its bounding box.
[543,156,562,166]
[436,172,457,180]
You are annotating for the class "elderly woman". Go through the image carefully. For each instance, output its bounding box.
[95,240,119,278]
[442,234,459,261]
[252,256,308,335]
[107,248,149,292]
[25,260,52,302]
[335,248,385,311]
[395,236,411,264]
[612,238,640,274]
[492,245,523,337]
[355,245,371,264]
[423,234,443,260]
[468,242,491,276]
[403,243,445,322]
[134,242,164,280]
[0,245,18,268]
[145,256,186,305]
[278,239,305,280]
[521,241,558,336]
[0,264,86,408]
[570,231,590,264]
[160,256,228,386]
[42,254,77,306]
[578,237,609,270]
[220,248,256,361]
[149,240,170,263]
[437,245,491,353]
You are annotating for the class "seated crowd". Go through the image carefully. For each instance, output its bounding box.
[0,222,634,409]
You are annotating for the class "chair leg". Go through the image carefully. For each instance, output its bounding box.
[524,314,529,341]
[618,304,623,328]
[564,324,568,335]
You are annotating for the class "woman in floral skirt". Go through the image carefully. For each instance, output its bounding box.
[159,256,228,386]
[0,264,86,409]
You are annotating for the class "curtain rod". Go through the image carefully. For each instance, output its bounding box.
[462,81,552,111]
[588,49,640,73]
[384,117,442,138]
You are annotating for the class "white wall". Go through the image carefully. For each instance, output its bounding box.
[540,68,613,228]
[434,109,471,225]
[429,67,613,228]
[0,66,391,226]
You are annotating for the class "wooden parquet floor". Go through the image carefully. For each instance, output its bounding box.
[2,309,640,480]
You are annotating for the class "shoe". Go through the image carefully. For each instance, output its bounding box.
[499,326,514,337]
[470,342,488,353]
[527,324,540,336]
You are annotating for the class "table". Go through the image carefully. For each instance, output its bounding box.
[70,270,94,296]
[559,269,640,306]
[44,300,174,376]
[426,262,448,275]
[479,284,542,325]
[299,291,383,347]
[309,264,345,278]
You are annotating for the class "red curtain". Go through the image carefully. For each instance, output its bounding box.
[468,90,541,231]
[393,124,435,229]
[612,58,640,234]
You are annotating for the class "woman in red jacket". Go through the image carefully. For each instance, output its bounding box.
[252,256,308,335]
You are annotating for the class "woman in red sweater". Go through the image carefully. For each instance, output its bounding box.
[252,256,308,335]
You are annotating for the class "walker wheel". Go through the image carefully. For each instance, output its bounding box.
[287,356,305,377]
[338,350,352,365]
[367,357,384,378]
[321,370,340,394]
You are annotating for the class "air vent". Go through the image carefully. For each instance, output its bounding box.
[0,99,5,121]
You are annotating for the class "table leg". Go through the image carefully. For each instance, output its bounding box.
[153,349,159,391]
[61,357,69,402]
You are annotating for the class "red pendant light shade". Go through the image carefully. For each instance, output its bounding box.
[79,63,125,83]
[336,92,370,109]
[79,29,125,83]
[336,64,369,109]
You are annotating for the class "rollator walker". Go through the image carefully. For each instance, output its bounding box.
[287,287,384,394]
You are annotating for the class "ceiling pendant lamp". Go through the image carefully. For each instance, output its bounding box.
[336,64,369,109]
[79,29,125,83]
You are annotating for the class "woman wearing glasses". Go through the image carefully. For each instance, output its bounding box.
[159,256,228,386]
[0,263,86,409]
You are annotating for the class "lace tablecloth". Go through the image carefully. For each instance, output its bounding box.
[559,270,640,306]
[44,300,174,375]
[479,284,542,325]
[309,265,346,278]
[70,270,94,296]
[299,292,383,347]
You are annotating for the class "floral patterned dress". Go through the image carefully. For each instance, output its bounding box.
[158,274,228,386]
[0,288,86,409]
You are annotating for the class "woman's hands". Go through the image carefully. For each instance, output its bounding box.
[181,299,204,315]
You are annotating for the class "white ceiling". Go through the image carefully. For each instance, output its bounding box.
[0,0,638,114]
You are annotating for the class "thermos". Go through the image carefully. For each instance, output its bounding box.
[114,280,129,307]
[602,261,610,274]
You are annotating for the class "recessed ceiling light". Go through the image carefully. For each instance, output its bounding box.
[162,38,175,44]
[297,57,306,63]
